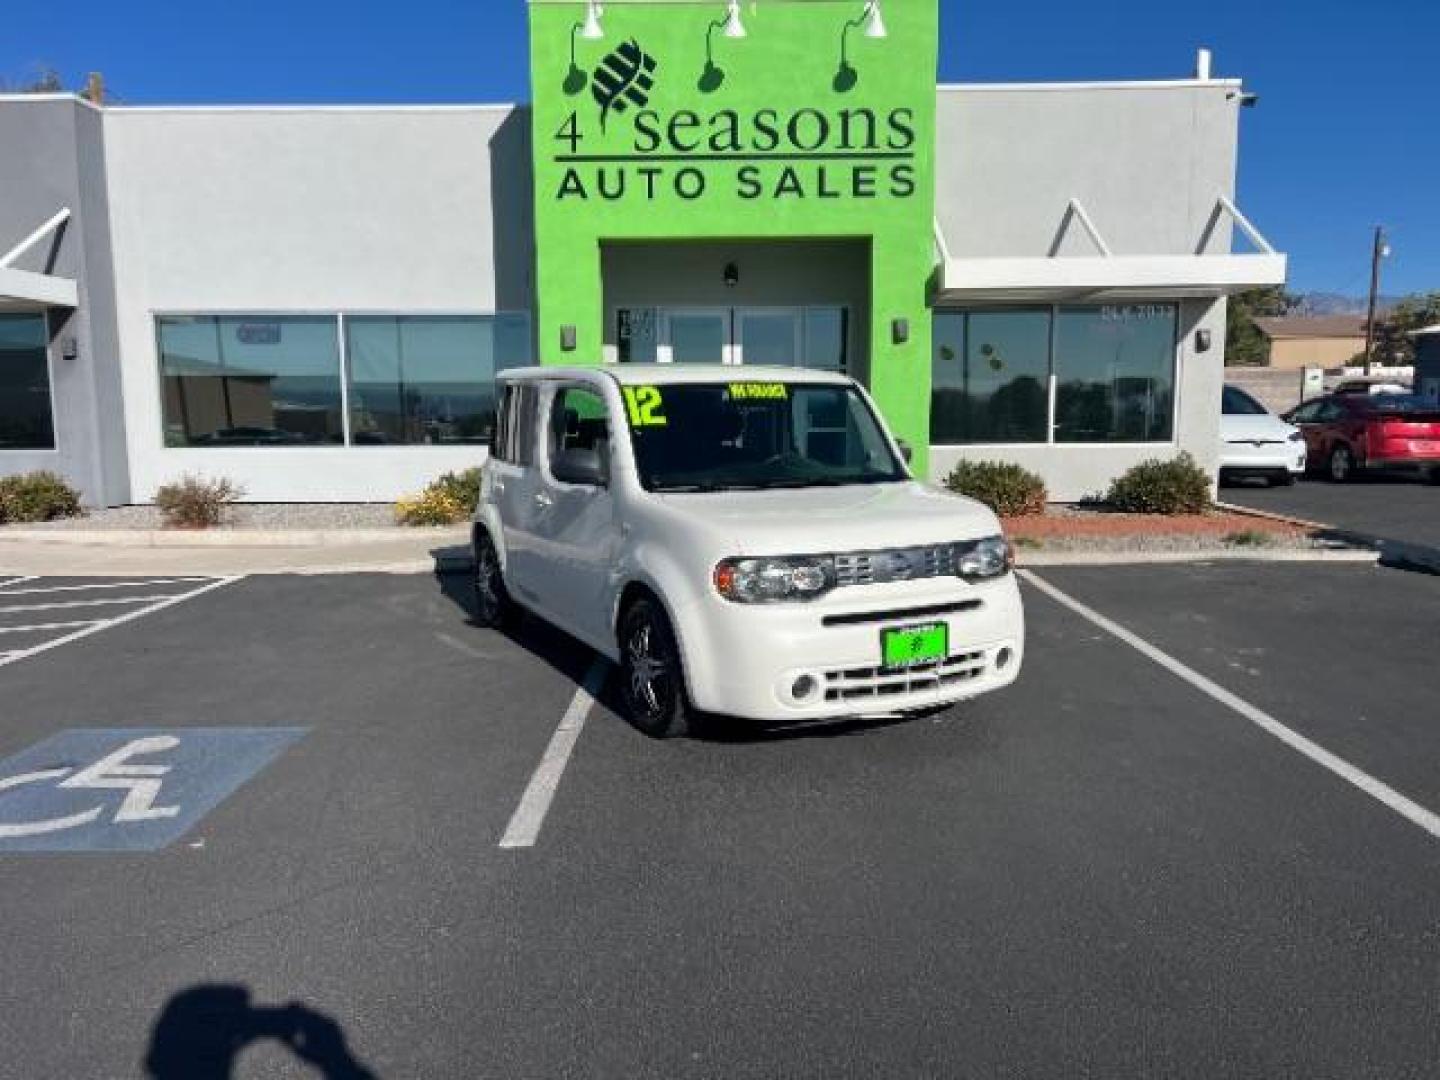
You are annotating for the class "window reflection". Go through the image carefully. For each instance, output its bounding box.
[159,316,344,446]
[1054,305,1176,443]
[346,315,531,446]
[931,310,1050,444]
[0,314,54,450]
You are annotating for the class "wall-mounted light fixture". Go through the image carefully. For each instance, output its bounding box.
[561,325,578,352]
[723,262,740,288]
[699,1,747,92]
[60,336,79,362]
[835,2,888,93]
[564,2,605,95]
[892,317,909,345]
[1195,329,1212,353]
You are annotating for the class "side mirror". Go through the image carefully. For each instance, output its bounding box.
[896,439,914,464]
[552,447,608,487]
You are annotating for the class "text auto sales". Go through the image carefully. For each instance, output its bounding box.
[553,105,918,201]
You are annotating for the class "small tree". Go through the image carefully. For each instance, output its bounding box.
[1363,292,1440,367]
[1225,286,1297,367]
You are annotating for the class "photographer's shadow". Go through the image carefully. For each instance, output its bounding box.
[145,984,376,1079]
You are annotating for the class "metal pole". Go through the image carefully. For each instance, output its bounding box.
[1364,225,1385,373]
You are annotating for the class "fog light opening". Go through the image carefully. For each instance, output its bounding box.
[791,674,819,702]
[996,647,1014,671]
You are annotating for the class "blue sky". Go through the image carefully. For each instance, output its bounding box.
[4,0,1435,296]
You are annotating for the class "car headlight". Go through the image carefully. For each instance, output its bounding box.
[955,536,1014,582]
[713,556,836,604]
[1287,431,1305,443]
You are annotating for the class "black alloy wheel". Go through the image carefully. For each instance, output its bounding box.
[472,532,517,629]
[1328,444,1356,483]
[619,597,693,739]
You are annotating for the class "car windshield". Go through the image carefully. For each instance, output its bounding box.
[621,380,907,492]
[1223,386,1268,416]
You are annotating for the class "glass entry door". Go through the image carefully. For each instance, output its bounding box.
[625,306,846,368]
[661,309,733,364]
[734,308,802,367]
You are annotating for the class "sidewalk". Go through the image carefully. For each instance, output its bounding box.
[0,527,470,576]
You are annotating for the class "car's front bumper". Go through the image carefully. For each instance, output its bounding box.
[672,574,1025,721]
[1220,443,1306,475]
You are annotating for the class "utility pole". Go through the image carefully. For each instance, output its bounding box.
[1363,225,1388,373]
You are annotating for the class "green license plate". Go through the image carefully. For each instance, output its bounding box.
[881,623,949,670]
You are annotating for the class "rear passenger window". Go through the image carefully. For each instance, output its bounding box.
[548,387,610,467]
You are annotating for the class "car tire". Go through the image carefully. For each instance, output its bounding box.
[619,597,694,739]
[472,531,518,630]
[1327,444,1356,483]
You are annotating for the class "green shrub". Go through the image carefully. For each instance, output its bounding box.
[1105,453,1211,515]
[943,461,1048,517]
[394,468,482,527]
[0,471,83,524]
[1223,529,1274,548]
[155,475,242,529]
[430,468,482,516]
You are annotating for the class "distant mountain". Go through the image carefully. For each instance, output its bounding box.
[1289,292,1401,316]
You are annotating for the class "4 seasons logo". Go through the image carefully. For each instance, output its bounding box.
[555,37,917,205]
[592,39,659,132]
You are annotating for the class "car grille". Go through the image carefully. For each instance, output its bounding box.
[823,649,988,703]
[834,543,958,587]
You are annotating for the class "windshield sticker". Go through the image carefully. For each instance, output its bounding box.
[728,382,789,401]
[623,385,668,427]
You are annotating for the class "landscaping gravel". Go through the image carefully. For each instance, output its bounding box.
[18,504,401,531]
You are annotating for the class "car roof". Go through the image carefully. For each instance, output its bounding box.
[497,364,855,388]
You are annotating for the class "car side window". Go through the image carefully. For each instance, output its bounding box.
[492,385,515,463]
[1289,401,1322,423]
[1315,401,1345,422]
[547,386,611,475]
[512,385,538,467]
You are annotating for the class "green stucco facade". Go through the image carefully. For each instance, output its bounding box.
[528,0,940,472]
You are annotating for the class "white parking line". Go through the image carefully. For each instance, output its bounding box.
[0,576,38,592]
[0,578,210,596]
[0,577,241,669]
[1020,569,1440,842]
[0,595,180,615]
[0,621,100,636]
[499,656,610,850]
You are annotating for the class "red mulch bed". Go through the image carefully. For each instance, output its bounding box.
[1002,508,1311,540]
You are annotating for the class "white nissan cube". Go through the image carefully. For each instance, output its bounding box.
[473,365,1024,737]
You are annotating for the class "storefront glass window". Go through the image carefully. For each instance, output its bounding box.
[930,310,1050,443]
[931,305,1179,445]
[0,314,54,450]
[345,315,531,446]
[158,315,344,446]
[1054,305,1177,443]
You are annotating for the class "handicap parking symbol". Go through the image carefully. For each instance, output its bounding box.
[0,728,306,853]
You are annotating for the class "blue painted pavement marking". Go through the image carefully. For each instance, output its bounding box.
[0,728,307,853]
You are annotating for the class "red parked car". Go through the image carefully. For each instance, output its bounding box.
[1285,393,1440,483]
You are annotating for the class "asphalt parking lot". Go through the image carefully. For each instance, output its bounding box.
[0,565,1437,1078]
[1226,473,1440,554]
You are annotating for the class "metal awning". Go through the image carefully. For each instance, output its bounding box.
[934,196,1287,304]
[0,209,78,310]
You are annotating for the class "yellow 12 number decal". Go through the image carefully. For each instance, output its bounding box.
[623,385,667,427]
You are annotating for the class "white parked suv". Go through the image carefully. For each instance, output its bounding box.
[473,365,1025,737]
[1219,384,1307,486]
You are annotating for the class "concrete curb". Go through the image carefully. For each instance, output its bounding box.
[1019,548,1380,568]
[1215,500,1440,577]
[0,526,467,548]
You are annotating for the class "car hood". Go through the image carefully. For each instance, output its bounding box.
[1221,413,1298,443]
[651,481,1003,555]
